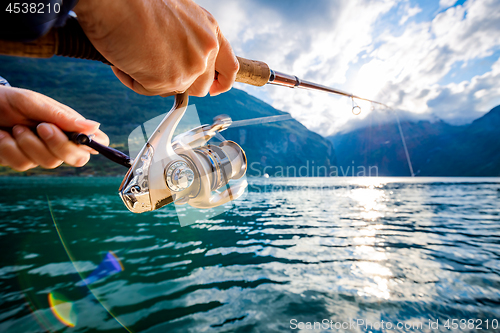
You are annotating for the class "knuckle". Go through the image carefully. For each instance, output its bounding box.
[15,132,33,147]
[50,107,67,122]
[48,138,66,153]
[195,30,219,62]
[166,71,190,93]
[202,33,219,56]
[185,52,208,78]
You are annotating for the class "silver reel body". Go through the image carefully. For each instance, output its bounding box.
[119,93,248,213]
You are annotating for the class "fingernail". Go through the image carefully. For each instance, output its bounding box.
[13,125,25,136]
[37,123,54,140]
[75,118,100,128]
[76,155,89,167]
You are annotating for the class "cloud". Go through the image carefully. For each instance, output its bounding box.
[427,57,500,123]
[370,0,500,120]
[439,0,458,9]
[197,0,500,136]
[399,2,422,25]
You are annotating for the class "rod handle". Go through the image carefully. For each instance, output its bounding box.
[0,29,57,58]
[235,56,271,87]
[0,17,110,64]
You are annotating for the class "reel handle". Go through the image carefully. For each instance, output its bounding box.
[0,17,269,87]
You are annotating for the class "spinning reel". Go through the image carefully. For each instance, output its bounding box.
[67,92,247,214]
[118,92,247,213]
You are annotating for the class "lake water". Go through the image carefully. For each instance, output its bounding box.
[0,177,499,332]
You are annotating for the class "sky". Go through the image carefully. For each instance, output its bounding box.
[196,0,500,136]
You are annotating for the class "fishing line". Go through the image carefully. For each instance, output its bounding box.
[229,114,292,128]
[362,88,415,177]
[47,196,133,333]
[394,111,415,177]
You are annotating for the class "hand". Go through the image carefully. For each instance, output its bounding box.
[0,86,109,171]
[73,0,239,97]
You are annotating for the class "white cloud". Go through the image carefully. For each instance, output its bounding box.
[197,0,500,136]
[439,0,458,9]
[369,0,500,121]
[399,2,422,25]
[427,57,500,123]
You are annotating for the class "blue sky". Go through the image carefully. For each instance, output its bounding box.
[197,0,500,135]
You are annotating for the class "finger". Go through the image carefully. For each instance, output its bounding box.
[85,129,110,155]
[37,123,90,167]
[68,128,110,156]
[210,32,239,96]
[3,88,101,133]
[12,125,63,169]
[189,48,218,97]
[93,129,110,146]
[80,145,99,155]
[0,130,38,171]
[112,67,158,96]
[159,90,187,98]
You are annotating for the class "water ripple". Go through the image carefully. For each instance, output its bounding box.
[0,177,499,332]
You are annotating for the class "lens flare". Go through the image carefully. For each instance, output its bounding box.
[48,292,77,327]
[77,251,124,287]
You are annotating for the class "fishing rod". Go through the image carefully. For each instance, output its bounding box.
[0,17,404,214]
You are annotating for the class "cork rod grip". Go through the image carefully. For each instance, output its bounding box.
[235,56,271,87]
[0,17,110,64]
[0,30,58,58]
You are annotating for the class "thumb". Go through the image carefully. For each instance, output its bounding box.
[9,88,101,133]
[71,118,101,134]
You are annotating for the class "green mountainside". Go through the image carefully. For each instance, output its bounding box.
[0,56,336,176]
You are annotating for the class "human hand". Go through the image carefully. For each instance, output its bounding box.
[0,86,109,171]
[73,0,239,97]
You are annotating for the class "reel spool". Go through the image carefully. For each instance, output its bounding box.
[119,93,248,213]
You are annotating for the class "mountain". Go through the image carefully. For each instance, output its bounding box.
[329,106,500,176]
[0,56,336,176]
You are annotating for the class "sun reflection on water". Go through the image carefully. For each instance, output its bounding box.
[348,183,393,299]
[350,185,387,220]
